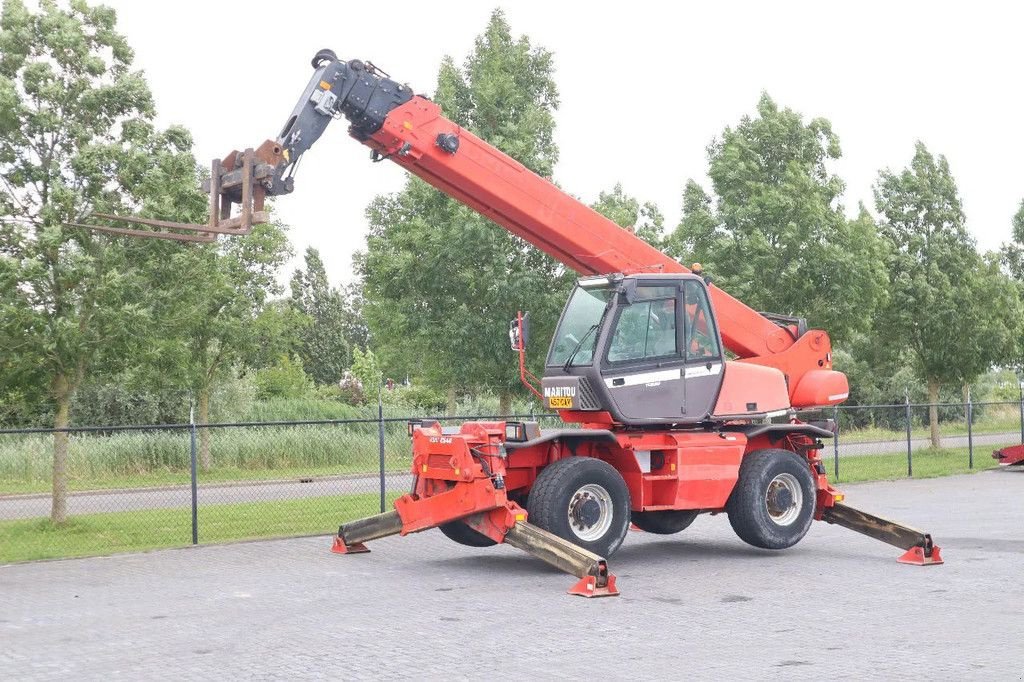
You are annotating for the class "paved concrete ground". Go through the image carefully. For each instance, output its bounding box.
[2,432,1017,520]
[1,470,1022,680]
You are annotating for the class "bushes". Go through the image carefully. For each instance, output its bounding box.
[252,355,312,400]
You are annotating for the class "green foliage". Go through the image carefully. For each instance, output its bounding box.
[1003,200,1024,282]
[253,355,312,400]
[242,299,309,371]
[665,94,888,343]
[350,347,383,393]
[0,0,214,519]
[289,248,365,384]
[1001,200,1024,371]
[873,142,1021,391]
[0,0,203,409]
[381,384,448,413]
[70,381,188,426]
[590,183,665,246]
[358,9,571,398]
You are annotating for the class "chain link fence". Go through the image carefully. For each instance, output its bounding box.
[814,396,1024,482]
[0,405,564,563]
[2,394,1022,563]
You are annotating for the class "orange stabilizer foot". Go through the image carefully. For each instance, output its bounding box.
[567,574,619,598]
[897,545,943,566]
[331,536,370,555]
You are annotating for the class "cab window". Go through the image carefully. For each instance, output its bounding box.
[606,297,679,363]
[684,280,721,360]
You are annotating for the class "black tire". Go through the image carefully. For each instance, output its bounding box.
[631,509,700,534]
[311,49,338,69]
[726,448,816,550]
[438,520,496,548]
[527,456,631,557]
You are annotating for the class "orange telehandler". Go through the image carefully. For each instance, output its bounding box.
[74,49,944,596]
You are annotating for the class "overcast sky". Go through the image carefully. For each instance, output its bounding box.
[104,0,1024,287]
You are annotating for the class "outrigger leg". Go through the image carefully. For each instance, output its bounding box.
[331,510,402,554]
[331,487,618,597]
[822,503,943,565]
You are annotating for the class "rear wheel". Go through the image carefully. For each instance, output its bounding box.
[727,448,815,550]
[438,520,496,548]
[526,456,631,557]
[631,509,700,534]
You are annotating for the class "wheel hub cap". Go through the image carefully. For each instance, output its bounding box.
[765,473,803,526]
[568,483,614,542]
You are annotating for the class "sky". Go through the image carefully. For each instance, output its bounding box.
[103,0,1024,287]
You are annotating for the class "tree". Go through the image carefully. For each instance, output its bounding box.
[290,247,351,384]
[359,10,571,413]
[1002,201,1024,371]
[338,282,369,353]
[242,298,309,372]
[590,183,665,246]
[665,94,888,344]
[0,0,202,522]
[664,180,720,266]
[873,142,1019,447]
[350,347,383,394]
[173,221,291,469]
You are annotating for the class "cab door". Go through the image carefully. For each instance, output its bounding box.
[599,284,687,421]
[680,279,724,420]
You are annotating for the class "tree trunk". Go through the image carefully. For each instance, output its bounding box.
[198,387,212,471]
[499,391,512,416]
[50,373,71,525]
[446,386,457,416]
[927,378,941,449]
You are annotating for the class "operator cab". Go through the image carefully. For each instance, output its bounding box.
[542,273,726,425]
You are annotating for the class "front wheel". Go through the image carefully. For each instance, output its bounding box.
[726,448,816,550]
[526,457,631,558]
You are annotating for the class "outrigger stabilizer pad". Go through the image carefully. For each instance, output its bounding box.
[567,569,620,598]
[897,545,944,566]
[331,536,369,555]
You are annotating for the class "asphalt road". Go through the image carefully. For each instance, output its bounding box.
[1,471,1021,679]
[0,432,1019,520]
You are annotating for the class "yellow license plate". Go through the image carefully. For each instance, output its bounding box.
[549,396,573,408]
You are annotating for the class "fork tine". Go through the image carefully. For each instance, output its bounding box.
[65,223,217,243]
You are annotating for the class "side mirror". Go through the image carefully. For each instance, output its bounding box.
[508,311,530,351]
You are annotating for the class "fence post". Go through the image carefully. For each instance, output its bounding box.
[378,387,386,514]
[832,405,840,482]
[189,403,199,545]
[905,392,913,477]
[966,387,973,469]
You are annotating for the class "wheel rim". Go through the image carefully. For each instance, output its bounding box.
[765,473,803,526]
[567,483,614,542]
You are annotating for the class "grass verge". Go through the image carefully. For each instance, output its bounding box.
[0,492,399,564]
[822,444,1006,483]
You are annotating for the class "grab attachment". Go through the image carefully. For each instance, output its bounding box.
[66,141,286,242]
